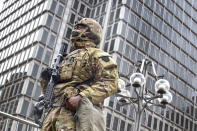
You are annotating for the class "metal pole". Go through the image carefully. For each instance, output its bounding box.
[15,121,19,131]
[134,110,143,131]
[4,119,9,131]
[0,111,40,128]
[133,59,147,131]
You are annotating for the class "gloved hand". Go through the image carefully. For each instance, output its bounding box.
[33,95,45,125]
[40,68,53,81]
[67,95,82,112]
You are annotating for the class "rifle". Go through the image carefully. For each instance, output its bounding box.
[33,43,67,127]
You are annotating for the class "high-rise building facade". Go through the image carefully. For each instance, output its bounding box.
[0,0,197,131]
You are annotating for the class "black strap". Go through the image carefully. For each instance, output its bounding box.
[74,77,94,88]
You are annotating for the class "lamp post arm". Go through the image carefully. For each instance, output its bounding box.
[142,94,163,111]
[145,94,163,101]
[151,61,158,77]
[134,88,140,99]
[152,103,166,108]
[140,59,146,73]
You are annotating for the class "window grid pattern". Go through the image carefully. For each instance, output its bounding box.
[105,0,197,131]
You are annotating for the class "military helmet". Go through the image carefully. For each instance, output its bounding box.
[71,18,102,46]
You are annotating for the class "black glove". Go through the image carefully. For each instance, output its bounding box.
[40,68,53,81]
[33,100,44,125]
[33,95,45,125]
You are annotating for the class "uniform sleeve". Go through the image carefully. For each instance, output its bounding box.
[79,50,119,104]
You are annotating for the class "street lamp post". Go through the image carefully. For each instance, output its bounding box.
[116,59,172,131]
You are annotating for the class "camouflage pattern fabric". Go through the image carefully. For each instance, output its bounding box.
[40,17,118,131]
[41,107,75,131]
[40,47,119,131]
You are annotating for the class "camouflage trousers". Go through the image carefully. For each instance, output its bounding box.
[41,97,106,131]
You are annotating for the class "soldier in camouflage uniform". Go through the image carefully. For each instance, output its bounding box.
[40,18,119,131]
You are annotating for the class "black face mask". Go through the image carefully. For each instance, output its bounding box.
[72,31,79,37]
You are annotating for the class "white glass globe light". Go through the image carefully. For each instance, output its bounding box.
[118,79,126,90]
[116,89,131,103]
[155,79,170,94]
[130,73,146,88]
[158,91,172,105]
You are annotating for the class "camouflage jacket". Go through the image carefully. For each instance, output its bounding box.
[41,47,119,105]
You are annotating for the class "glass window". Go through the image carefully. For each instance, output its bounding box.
[106,26,112,38]
[138,36,145,51]
[140,21,146,35]
[103,42,109,52]
[79,4,85,14]
[120,120,125,130]
[46,14,53,28]
[176,112,180,124]
[124,44,131,59]
[44,50,52,65]
[28,103,34,117]
[126,28,133,42]
[132,0,137,12]
[118,39,124,53]
[127,123,132,131]
[85,8,91,17]
[159,120,163,130]
[122,60,129,74]
[135,16,140,30]
[57,4,64,17]
[147,114,152,127]
[48,34,56,47]
[164,123,168,131]
[109,39,115,51]
[41,29,49,44]
[112,0,116,8]
[112,117,118,130]
[137,2,142,15]
[106,113,111,128]
[91,9,95,17]
[36,46,44,61]
[185,118,189,129]
[112,23,118,35]
[69,13,75,24]
[89,0,93,5]
[121,22,126,37]
[50,0,57,13]
[26,81,34,96]
[34,85,41,99]
[99,17,103,26]
[53,19,60,33]
[109,11,114,23]
[96,6,100,16]
[115,8,120,19]
[60,0,66,4]
[150,44,155,58]
[171,109,175,122]
[32,63,39,78]
[21,100,29,115]
[124,7,129,22]
[65,27,72,39]
[109,96,114,107]
[73,0,79,10]
[153,117,158,130]
[102,3,106,13]
[130,47,136,62]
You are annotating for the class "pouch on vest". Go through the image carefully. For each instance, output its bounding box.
[59,58,75,81]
